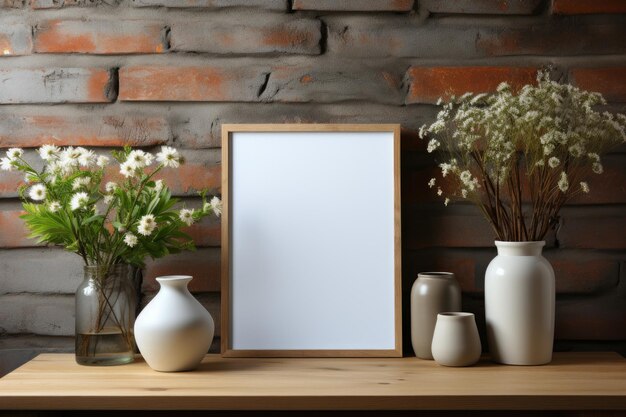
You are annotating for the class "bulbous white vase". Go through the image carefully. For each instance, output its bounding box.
[485,241,555,365]
[135,275,214,372]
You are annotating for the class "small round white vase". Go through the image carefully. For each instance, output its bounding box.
[431,313,482,367]
[485,241,555,365]
[135,275,214,372]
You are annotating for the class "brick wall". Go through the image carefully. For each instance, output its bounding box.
[0,0,625,358]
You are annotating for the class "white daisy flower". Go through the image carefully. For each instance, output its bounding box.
[70,192,89,211]
[96,155,110,168]
[580,182,590,193]
[29,184,46,201]
[105,182,118,193]
[179,208,195,226]
[558,172,569,192]
[38,145,60,161]
[156,146,181,168]
[77,148,95,167]
[6,148,23,161]
[120,161,136,178]
[137,214,157,236]
[59,147,81,169]
[126,150,153,169]
[209,196,222,217]
[72,177,91,190]
[548,157,560,168]
[48,201,61,213]
[154,179,163,193]
[103,195,114,205]
[124,233,138,248]
[0,157,14,171]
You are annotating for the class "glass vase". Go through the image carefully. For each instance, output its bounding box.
[75,264,137,366]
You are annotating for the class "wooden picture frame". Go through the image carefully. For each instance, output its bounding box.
[221,124,402,357]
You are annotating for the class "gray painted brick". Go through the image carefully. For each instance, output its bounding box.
[131,0,286,10]
[0,249,83,295]
[0,294,74,336]
[0,68,116,104]
[170,15,321,55]
[0,20,32,56]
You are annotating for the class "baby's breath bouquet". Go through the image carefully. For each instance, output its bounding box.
[420,70,626,242]
[0,145,221,365]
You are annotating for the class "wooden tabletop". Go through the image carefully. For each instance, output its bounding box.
[0,352,625,411]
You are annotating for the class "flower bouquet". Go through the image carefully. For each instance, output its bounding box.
[1,145,221,365]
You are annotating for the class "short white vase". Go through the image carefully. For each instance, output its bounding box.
[134,275,214,372]
[485,241,555,365]
[431,312,482,367]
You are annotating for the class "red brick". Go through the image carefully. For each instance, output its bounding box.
[34,19,167,54]
[155,162,221,196]
[0,114,169,148]
[143,249,220,293]
[405,66,537,104]
[559,207,626,249]
[30,0,116,7]
[545,253,619,295]
[292,0,413,11]
[406,249,479,293]
[0,68,115,103]
[131,0,285,10]
[0,210,35,248]
[0,21,32,56]
[119,66,268,102]
[552,0,626,14]
[569,67,626,103]
[422,0,542,14]
[170,17,320,55]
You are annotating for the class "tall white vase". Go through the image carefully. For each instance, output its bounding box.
[135,275,214,372]
[485,241,555,365]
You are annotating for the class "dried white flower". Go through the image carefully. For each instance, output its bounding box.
[428,178,436,188]
[460,170,472,183]
[580,182,590,193]
[137,214,156,236]
[179,208,195,226]
[427,139,440,153]
[558,172,569,192]
[38,145,60,161]
[124,233,138,248]
[29,184,46,201]
[70,192,89,211]
[437,187,443,196]
[461,189,468,198]
[548,157,560,168]
[444,198,450,206]
[592,162,604,174]
[156,146,181,168]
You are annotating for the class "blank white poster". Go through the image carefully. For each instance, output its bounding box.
[229,130,397,351]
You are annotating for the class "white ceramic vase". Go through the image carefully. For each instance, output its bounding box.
[485,241,555,365]
[431,312,482,367]
[134,275,214,372]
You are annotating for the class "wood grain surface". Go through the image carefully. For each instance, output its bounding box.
[0,352,625,411]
